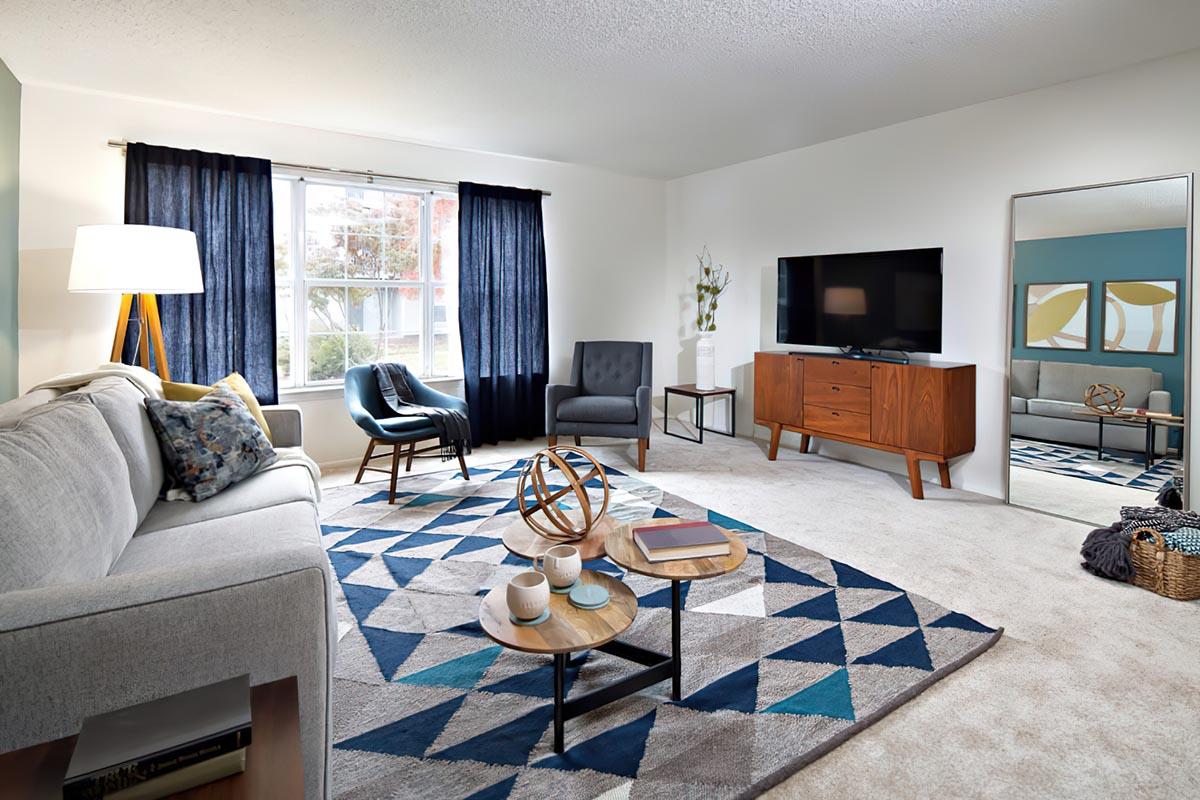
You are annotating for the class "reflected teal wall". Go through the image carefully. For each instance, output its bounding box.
[0,59,18,402]
[1013,227,1187,415]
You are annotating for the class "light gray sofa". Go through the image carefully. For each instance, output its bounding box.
[1011,359,1169,455]
[0,376,332,799]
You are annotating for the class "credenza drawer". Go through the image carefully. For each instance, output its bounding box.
[804,381,871,414]
[804,404,870,440]
[804,357,871,387]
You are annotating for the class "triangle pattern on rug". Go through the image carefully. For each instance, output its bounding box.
[328,550,372,582]
[420,512,487,532]
[336,526,412,549]
[691,585,766,617]
[764,557,830,588]
[361,626,424,680]
[652,507,678,518]
[464,775,518,800]
[638,581,691,609]
[768,624,846,666]
[763,667,855,720]
[428,705,554,766]
[831,560,901,592]
[381,554,433,588]
[449,495,510,513]
[478,654,588,699]
[674,662,758,713]
[532,709,657,778]
[929,611,996,634]
[443,535,505,560]
[853,629,934,671]
[335,694,466,757]
[708,510,759,532]
[341,582,392,626]
[407,493,462,508]
[396,646,503,690]
[774,589,839,622]
[385,532,460,554]
[848,593,919,628]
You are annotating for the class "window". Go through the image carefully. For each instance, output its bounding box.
[273,174,461,388]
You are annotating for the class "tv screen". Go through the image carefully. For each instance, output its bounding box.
[777,248,943,353]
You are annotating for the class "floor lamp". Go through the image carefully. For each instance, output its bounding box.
[68,224,203,381]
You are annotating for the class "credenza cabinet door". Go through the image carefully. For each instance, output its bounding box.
[754,352,804,428]
[871,363,946,454]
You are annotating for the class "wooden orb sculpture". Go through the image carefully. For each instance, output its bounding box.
[517,446,611,542]
[1084,383,1125,414]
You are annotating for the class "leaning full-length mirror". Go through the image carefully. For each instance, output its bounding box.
[1007,175,1192,525]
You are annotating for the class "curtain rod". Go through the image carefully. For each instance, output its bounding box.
[106,139,551,196]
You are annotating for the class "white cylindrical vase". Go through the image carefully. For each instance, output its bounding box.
[695,333,716,390]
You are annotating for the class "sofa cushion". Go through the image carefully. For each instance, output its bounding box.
[1026,398,1089,421]
[0,399,137,592]
[136,463,317,535]
[62,377,164,525]
[1037,361,1154,408]
[163,372,273,443]
[580,342,644,397]
[1011,360,1039,399]
[145,385,278,502]
[1011,396,1027,414]
[557,395,638,424]
[0,389,62,426]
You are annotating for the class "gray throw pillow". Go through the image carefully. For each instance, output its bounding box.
[145,383,278,502]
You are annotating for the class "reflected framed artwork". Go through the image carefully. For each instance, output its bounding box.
[1024,282,1090,350]
[1102,279,1179,355]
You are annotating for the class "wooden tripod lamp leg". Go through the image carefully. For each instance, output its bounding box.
[141,293,171,381]
[136,295,152,371]
[110,293,134,362]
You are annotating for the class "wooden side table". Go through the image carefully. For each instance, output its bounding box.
[663,384,736,444]
[604,518,747,700]
[0,677,303,799]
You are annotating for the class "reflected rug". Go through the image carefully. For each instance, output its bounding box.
[322,455,1001,799]
[1010,437,1181,489]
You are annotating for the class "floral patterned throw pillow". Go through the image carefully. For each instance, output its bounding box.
[145,383,278,501]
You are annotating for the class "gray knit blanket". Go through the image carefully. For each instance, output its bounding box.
[371,363,471,461]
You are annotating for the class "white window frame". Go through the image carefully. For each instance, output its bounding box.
[274,171,460,389]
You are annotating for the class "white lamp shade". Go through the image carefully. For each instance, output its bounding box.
[68,224,203,294]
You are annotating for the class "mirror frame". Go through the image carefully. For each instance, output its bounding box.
[1004,173,1195,512]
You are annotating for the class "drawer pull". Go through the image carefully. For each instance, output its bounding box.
[832,385,840,392]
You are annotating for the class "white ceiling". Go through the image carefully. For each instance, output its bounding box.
[1015,177,1190,241]
[3,1,1200,179]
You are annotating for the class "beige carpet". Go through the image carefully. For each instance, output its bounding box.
[321,425,1200,799]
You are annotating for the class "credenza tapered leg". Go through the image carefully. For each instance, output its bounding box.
[799,433,811,454]
[905,453,925,500]
[768,423,782,460]
[937,461,951,489]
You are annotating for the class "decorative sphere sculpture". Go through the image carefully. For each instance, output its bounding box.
[1084,383,1125,414]
[517,446,611,542]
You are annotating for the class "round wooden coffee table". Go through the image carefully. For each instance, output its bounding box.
[500,514,615,562]
[604,517,748,700]
[479,569,638,752]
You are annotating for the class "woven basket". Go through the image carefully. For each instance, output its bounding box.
[1129,527,1200,601]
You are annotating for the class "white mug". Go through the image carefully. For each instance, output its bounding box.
[534,544,582,589]
[507,571,550,621]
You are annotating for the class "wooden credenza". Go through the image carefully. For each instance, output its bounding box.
[753,352,975,499]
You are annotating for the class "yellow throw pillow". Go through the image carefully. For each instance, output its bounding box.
[162,372,273,443]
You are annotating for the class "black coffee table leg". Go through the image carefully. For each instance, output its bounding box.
[671,580,682,700]
[553,653,566,753]
[1097,416,1104,461]
[1145,420,1153,470]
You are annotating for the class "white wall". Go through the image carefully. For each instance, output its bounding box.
[664,50,1200,499]
[18,85,666,464]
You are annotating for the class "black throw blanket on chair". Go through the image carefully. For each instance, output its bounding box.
[371,363,472,461]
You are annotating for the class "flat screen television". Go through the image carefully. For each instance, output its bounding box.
[777,247,943,355]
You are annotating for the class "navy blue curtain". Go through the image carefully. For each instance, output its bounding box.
[458,182,548,446]
[123,142,278,404]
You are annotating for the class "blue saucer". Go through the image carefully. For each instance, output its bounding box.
[509,608,551,626]
[550,579,581,595]
[568,583,609,610]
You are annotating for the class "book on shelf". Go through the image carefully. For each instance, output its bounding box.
[634,520,730,562]
[63,675,251,800]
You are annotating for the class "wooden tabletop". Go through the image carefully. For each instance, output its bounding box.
[1115,410,1185,424]
[501,515,614,562]
[665,383,735,397]
[604,518,748,581]
[479,569,637,655]
[0,677,303,800]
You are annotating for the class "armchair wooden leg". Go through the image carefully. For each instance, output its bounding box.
[548,435,558,447]
[573,435,582,446]
[405,441,416,472]
[389,445,402,504]
[637,437,648,471]
[457,444,470,480]
[355,440,377,484]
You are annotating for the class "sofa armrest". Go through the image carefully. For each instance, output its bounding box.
[0,547,333,799]
[636,385,652,439]
[1148,390,1171,414]
[262,404,303,448]
[545,384,580,434]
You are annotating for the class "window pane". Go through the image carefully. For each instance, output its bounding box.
[348,333,382,368]
[307,286,347,333]
[307,333,347,383]
[276,284,292,386]
[382,236,419,281]
[431,194,458,282]
[384,286,422,368]
[273,178,292,280]
[305,183,390,280]
[431,285,461,377]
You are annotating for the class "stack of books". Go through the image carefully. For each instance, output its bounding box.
[63,675,251,800]
[634,520,731,562]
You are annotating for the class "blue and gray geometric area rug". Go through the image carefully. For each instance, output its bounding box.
[321,455,1002,799]
[1010,438,1180,490]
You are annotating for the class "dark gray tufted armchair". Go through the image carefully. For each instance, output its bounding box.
[545,341,653,470]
